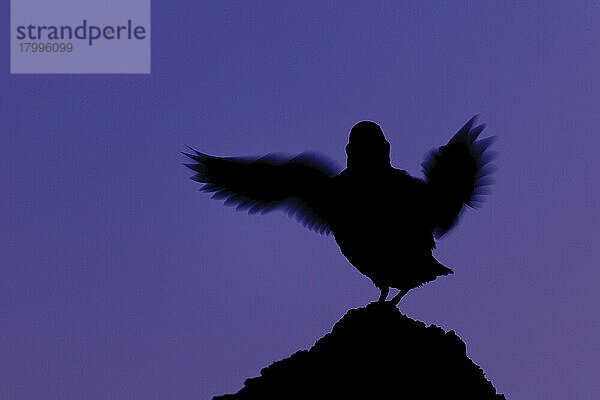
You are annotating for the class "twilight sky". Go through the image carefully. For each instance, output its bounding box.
[2,2,600,399]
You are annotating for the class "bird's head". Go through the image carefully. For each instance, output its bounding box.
[346,121,391,170]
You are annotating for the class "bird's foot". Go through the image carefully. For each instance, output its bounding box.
[377,286,389,303]
[390,289,410,306]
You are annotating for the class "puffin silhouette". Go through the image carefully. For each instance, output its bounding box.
[184,116,495,304]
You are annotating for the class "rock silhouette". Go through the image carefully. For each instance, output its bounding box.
[214,302,505,399]
[185,117,495,303]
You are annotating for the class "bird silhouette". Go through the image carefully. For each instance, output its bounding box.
[184,116,495,304]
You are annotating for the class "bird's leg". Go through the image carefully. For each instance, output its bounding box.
[378,286,389,302]
[390,289,410,306]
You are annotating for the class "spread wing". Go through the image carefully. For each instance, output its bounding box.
[184,149,340,234]
[421,116,496,238]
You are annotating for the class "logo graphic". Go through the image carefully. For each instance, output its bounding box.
[11,0,150,74]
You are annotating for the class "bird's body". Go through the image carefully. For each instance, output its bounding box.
[185,117,494,303]
[325,168,450,292]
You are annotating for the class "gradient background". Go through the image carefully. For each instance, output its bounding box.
[2,2,599,399]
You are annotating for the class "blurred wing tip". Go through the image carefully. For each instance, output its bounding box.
[184,162,207,172]
[466,199,485,209]
[482,150,498,162]
[451,118,482,144]
[477,164,498,178]
[182,151,198,161]
[476,135,496,149]
[184,144,202,153]
[484,134,497,143]
[464,115,479,128]
[183,146,213,160]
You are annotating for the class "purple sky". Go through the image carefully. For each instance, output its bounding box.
[2,2,599,399]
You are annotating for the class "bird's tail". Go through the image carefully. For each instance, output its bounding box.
[432,257,453,277]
